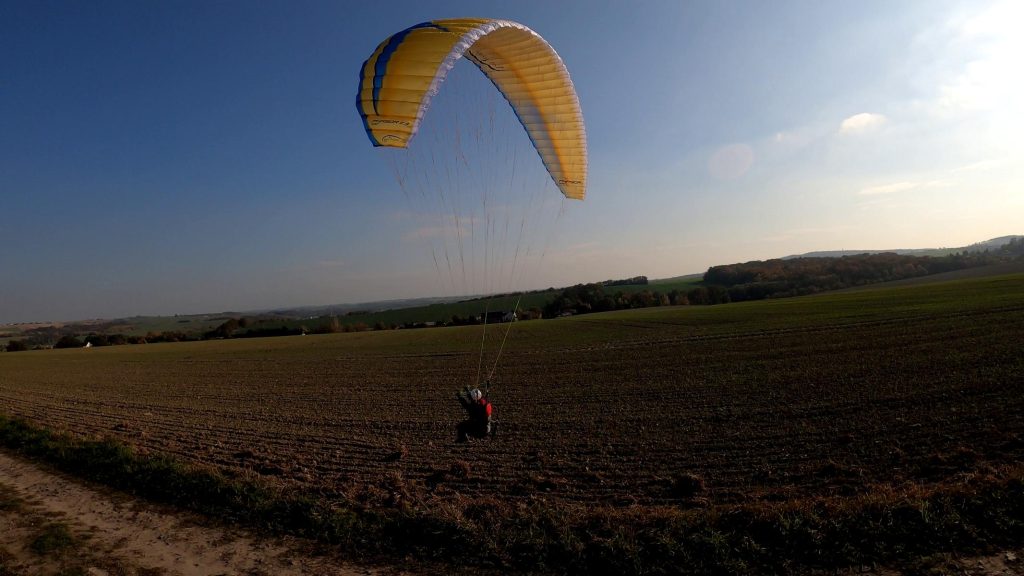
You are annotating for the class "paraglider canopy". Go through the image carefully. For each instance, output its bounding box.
[356,18,587,200]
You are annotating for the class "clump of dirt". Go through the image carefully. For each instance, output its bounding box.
[670,473,706,499]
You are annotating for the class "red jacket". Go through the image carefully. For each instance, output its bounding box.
[467,397,492,423]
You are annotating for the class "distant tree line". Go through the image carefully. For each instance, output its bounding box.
[307,316,387,334]
[4,317,308,351]
[602,276,648,287]
[541,282,730,318]
[999,237,1024,257]
[535,250,1022,318]
[705,251,1007,302]
[5,340,29,352]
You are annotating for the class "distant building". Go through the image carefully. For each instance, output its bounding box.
[481,310,517,323]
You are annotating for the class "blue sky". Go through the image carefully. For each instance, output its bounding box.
[2,0,1021,323]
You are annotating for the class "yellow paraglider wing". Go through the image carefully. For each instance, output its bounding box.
[356,18,587,200]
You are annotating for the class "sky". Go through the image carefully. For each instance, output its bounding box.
[2,0,1021,323]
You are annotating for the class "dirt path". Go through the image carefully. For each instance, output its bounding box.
[0,449,386,576]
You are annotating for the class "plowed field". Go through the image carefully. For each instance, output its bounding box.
[2,274,1023,513]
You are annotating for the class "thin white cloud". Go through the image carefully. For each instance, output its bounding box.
[396,212,482,242]
[770,129,817,149]
[856,197,915,210]
[951,158,1001,173]
[859,181,918,195]
[839,113,887,134]
[708,143,754,179]
[550,241,602,257]
[759,225,857,243]
[787,225,858,235]
[858,179,949,195]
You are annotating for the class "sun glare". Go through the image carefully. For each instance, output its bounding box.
[942,1,1024,114]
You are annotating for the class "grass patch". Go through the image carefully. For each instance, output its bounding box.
[30,522,75,556]
[2,414,1024,574]
[0,546,16,576]
[0,488,21,513]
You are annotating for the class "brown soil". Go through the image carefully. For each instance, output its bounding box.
[4,303,1022,510]
[0,450,386,576]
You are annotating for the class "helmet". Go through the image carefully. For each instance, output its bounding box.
[470,388,483,401]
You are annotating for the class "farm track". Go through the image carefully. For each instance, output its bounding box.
[2,276,1024,512]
